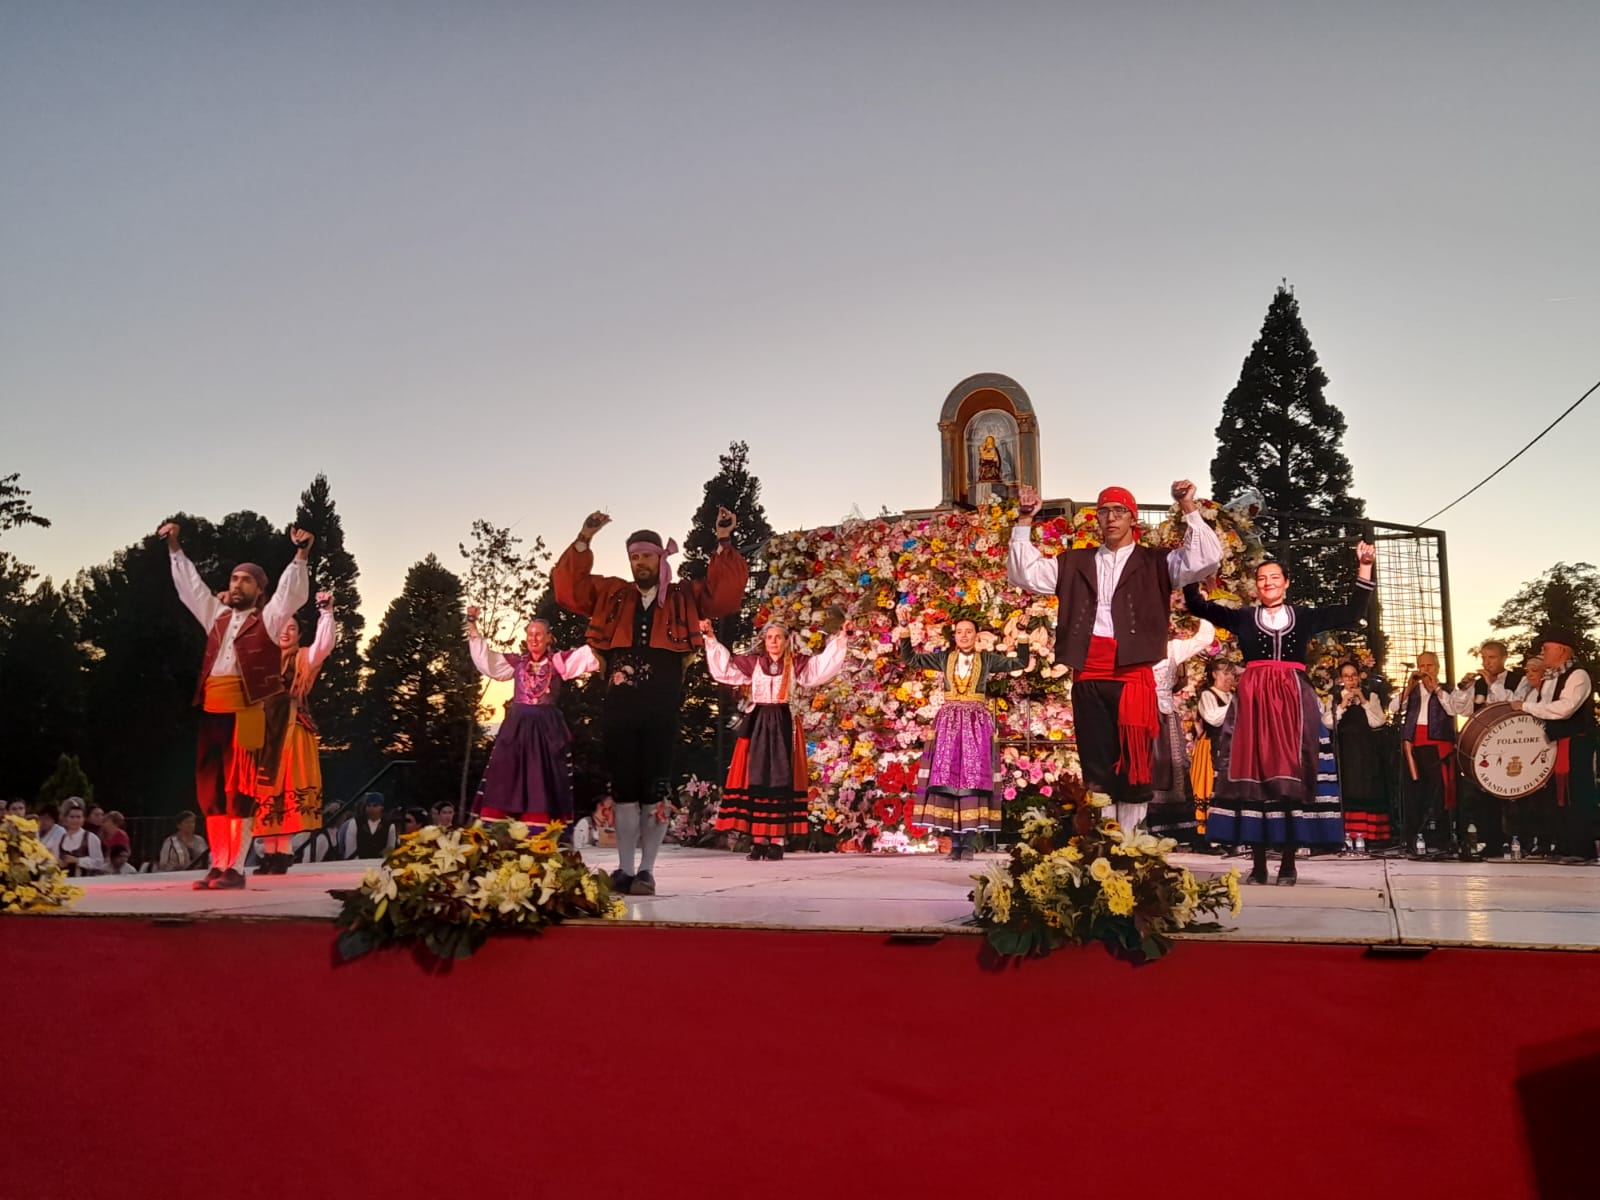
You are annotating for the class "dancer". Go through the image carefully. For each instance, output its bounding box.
[555,507,748,895]
[1182,543,1376,883]
[467,609,600,829]
[1008,480,1222,833]
[252,591,337,875]
[893,612,1031,860]
[1325,661,1389,854]
[1189,660,1237,849]
[1145,619,1216,843]
[161,521,311,890]
[702,618,853,859]
[1513,627,1597,862]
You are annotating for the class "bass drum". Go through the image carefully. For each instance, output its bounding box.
[1459,701,1555,800]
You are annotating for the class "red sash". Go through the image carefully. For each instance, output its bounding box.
[1078,636,1159,786]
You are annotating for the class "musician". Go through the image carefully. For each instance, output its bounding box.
[1391,651,1472,858]
[1512,628,1597,863]
[1324,661,1389,853]
[1454,640,1523,858]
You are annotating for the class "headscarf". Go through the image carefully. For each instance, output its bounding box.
[625,529,679,592]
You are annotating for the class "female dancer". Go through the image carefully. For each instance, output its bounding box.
[703,619,852,860]
[468,609,600,829]
[1325,660,1389,853]
[1146,619,1216,843]
[253,591,337,875]
[895,612,1030,861]
[1183,542,1376,884]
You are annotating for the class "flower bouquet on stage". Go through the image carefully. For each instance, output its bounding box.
[334,819,625,962]
[2,815,83,913]
[971,781,1241,965]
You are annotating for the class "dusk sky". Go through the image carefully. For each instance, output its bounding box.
[4,2,1597,664]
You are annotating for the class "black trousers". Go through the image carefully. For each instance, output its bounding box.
[195,710,255,818]
[1401,743,1452,850]
[602,690,680,809]
[1072,678,1152,806]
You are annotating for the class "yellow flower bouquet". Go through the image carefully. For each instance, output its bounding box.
[333,819,625,962]
[970,781,1241,965]
[2,814,83,913]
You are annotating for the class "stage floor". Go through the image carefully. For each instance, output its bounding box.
[56,847,1600,951]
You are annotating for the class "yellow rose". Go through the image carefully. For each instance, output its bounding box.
[1088,857,1113,882]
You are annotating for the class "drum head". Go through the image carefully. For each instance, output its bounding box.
[1459,701,1555,799]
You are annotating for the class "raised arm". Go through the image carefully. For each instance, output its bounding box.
[698,621,753,686]
[305,594,338,672]
[689,507,750,620]
[1181,584,1247,635]
[797,627,852,687]
[553,511,613,616]
[1301,543,1378,635]
[262,527,314,640]
[160,523,225,629]
[1169,618,1216,667]
[553,644,602,681]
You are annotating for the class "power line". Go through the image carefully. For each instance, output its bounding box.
[1417,377,1599,527]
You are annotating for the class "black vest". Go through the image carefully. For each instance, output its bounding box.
[355,818,393,859]
[1053,544,1172,670]
[1544,664,1597,742]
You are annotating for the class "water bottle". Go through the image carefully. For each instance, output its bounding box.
[1415,831,1426,857]
[1511,836,1522,861]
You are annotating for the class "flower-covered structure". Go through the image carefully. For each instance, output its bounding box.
[755,494,1265,851]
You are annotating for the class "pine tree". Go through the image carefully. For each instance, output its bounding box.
[0,580,87,799]
[678,442,776,783]
[37,752,93,807]
[0,472,51,535]
[361,554,478,804]
[1490,562,1600,663]
[1212,284,1368,608]
[292,475,364,753]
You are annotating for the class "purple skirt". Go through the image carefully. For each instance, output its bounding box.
[913,701,1002,832]
[478,702,574,821]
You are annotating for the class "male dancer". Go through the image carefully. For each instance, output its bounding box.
[1008,481,1222,832]
[554,507,748,895]
[1513,627,1597,862]
[161,521,311,889]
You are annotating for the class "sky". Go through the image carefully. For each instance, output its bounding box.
[4,1,1597,670]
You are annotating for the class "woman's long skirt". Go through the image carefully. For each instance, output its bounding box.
[477,702,576,824]
[912,700,1002,832]
[1147,710,1198,842]
[254,717,324,837]
[1206,662,1345,848]
[716,704,809,841]
[1335,719,1392,844]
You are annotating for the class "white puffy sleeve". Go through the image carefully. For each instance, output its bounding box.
[703,636,752,686]
[1007,526,1059,595]
[554,645,601,681]
[468,631,516,682]
[796,633,850,687]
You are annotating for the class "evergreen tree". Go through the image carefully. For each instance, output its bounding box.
[678,442,776,783]
[0,472,51,535]
[1212,284,1368,607]
[37,752,93,807]
[1490,561,1600,663]
[457,520,551,805]
[0,580,87,799]
[292,475,364,754]
[361,554,478,804]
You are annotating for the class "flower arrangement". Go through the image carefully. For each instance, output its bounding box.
[667,776,722,846]
[971,784,1242,964]
[1,815,83,913]
[334,820,624,962]
[1305,634,1377,695]
[755,494,1261,847]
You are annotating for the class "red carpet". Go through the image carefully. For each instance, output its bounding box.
[6,918,1597,1200]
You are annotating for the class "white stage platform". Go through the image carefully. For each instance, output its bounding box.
[54,847,1600,951]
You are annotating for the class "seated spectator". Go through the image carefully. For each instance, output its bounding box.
[57,799,107,876]
[401,808,428,836]
[107,845,138,876]
[339,793,398,859]
[100,810,132,860]
[6,798,27,817]
[35,801,64,858]
[157,811,210,872]
[430,801,457,830]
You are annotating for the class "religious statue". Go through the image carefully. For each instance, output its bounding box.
[965,415,1017,506]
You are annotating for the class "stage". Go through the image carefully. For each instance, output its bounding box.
[56,845,1600,951]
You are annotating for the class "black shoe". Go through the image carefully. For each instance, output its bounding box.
[959,845,976,862]
[1276,867,1298,886]
[609,869,634,895]
[746,845,766,861]
[213,868,247,891]
[630,870,657,896]
[766,845,784,861]
[1246,866,1269,885]
[193,868,223,891]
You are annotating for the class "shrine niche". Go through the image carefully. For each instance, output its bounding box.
[938,373,1040,508]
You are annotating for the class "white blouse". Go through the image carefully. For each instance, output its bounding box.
[1152,619,1215,716]
[468,633,601,683]
[704,633,850,701]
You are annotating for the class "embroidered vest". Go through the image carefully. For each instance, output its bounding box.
[193,608,284,706]
[1402,688,1456,743]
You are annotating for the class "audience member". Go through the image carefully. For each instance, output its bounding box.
[339,793,398,859]
[107,845,138,876]
[401,808,428,836]
[430,801,457,830]
[57,799,107,876]
[157,811,210,872]
[6,798,27,817]
[100,810,132,860]
[35,802,64,858]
